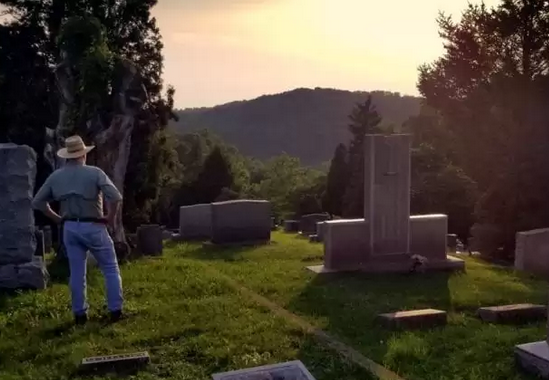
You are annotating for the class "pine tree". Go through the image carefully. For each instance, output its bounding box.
[323,143,349,216]
[193,147,234,203]
[342,96,382,217]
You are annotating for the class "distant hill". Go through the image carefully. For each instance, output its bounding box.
[171,88,422,166]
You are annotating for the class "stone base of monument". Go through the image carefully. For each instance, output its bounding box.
[79,352,150,375]
[0,256,48,290]
[478,304,546,324]
[515,341,549,379]
[212,360,316,380]
[306,255,464,275]
[377,309,447,330]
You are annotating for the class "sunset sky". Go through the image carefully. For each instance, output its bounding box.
[153,0,499,109]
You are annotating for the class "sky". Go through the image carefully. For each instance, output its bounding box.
[154,0,501,109]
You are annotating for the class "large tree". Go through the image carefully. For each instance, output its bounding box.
[418,0,549,254]
[0,1,175,248]
[342,96,383,218]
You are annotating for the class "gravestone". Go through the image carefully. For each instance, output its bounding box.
[514,228,549,278]
[80,352,150,374]
[0,144,48,289]
[210,200,271,245]
[136,224,163,256]
[447,234,458,251]
[179,204,212,241]
[299,213,330,236]
[316,221,326,242]
[515,296,549,377]
[284,220,299,233]
[478,304,546,324]
[307,134,464,274]
[212,360,316,380]
[377,309,447,330]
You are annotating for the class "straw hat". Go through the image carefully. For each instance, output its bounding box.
[56,135,95,159]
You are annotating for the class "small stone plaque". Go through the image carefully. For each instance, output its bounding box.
[377,309,447,330]
[80,351,150,373]
[212,360,316,380]
[478,304,546,324]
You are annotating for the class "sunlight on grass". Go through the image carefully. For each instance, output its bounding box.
[176,231,546,380]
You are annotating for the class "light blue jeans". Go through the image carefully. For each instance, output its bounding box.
[63,221,123,315]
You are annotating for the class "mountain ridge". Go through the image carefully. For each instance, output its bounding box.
[171,87,422,165]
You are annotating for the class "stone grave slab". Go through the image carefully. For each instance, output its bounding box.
[136,225,163,256]
[284,220,300,233]
[212,360,316,380]
[478,304,546,324]
[377,309,447,330]
[515,341,549,379]
[80,351,150,374]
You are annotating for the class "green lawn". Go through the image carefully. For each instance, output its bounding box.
[175,231,548,380]
[0,249,375,379]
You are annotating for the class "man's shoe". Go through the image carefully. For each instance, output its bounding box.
[74,313,88,325]
[109,310,123,323]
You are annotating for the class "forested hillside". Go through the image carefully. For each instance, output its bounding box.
[171,88,421,166]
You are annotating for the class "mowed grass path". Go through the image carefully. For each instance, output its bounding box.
[176,231,548,380]
[0,249,375,379]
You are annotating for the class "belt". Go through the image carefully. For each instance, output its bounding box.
[64,217,108,224]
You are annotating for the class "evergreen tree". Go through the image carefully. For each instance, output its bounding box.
[193,147,234,203]
[322,143,349,216]
[341,96,382,217]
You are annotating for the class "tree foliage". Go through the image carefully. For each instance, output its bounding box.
[418,0,549,255]
[323,143,349,217]
[0,0,176,229]
[342,96,383,218]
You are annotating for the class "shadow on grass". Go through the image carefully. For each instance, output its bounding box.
[288,270,452,363]
[179,241,276,262]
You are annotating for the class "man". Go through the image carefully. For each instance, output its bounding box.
[32,135,124,325]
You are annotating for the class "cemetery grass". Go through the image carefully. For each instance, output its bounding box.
[0,253,375,380]
[176,231,548,380]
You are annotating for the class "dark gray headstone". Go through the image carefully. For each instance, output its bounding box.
[0,256,48,289]
[136,225,163,256]
[0,144,37,265]
[299,213,330,236]
[447,234,458,251]
[284,220,299,233]
[210,200,271,245]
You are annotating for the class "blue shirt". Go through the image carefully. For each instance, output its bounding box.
[32,162,122,219]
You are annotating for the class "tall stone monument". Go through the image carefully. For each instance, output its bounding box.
[0,144,48,289]
[307,134,464,274]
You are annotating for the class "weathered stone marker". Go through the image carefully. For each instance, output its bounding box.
[299,213,330,237]
[284,220,300,233]
[514,228,549,278]
[0,144,48,290]
[212,360,316,380]
[377,309,447,330]
[80,351,150,374]
[447,234,458,251]
[478,304,546,324]
[136,224,163,256]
